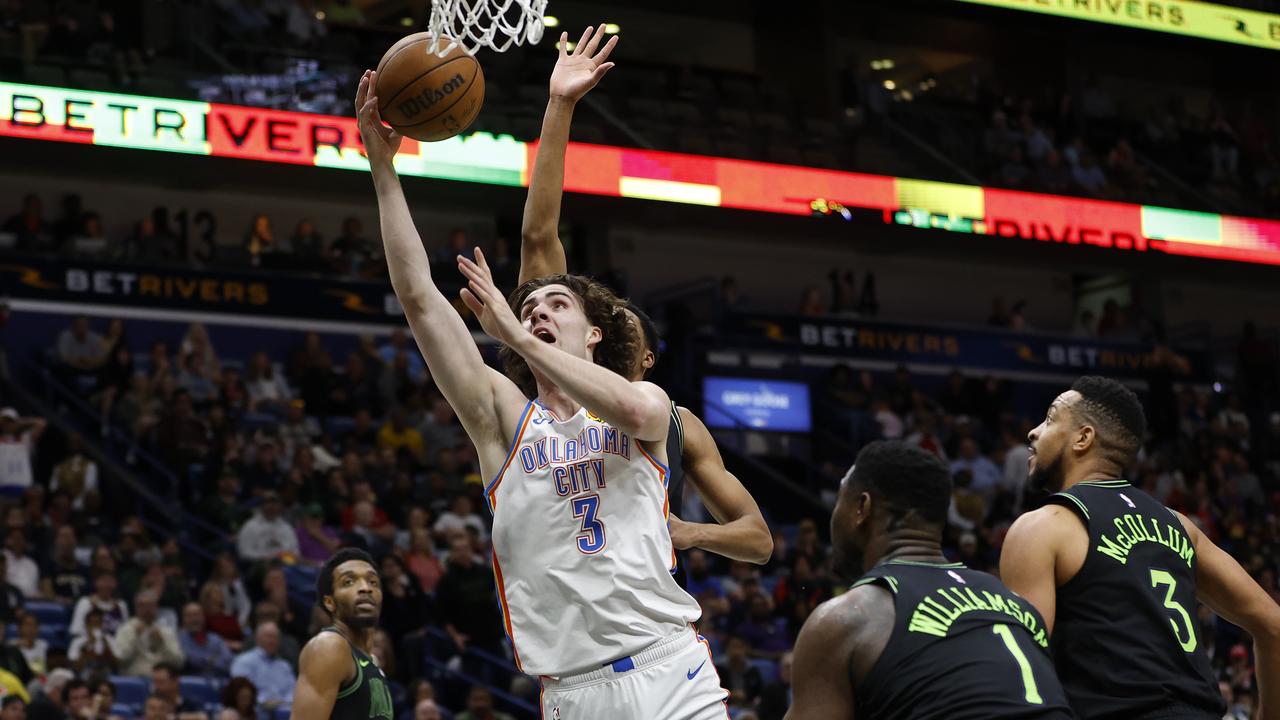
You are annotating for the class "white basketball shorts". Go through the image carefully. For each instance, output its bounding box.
[539,628,729,720]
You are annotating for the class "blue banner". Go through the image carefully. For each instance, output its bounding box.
[728,314,1209,382]
[703,377,813,432]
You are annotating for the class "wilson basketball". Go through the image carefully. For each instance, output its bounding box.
[375,33,485,142]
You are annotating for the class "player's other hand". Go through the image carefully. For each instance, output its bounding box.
[459,248,524,346]
[355,70,403,167]
[549,24,618,102]
[668,515,699,551]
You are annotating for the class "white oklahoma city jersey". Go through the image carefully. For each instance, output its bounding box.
[486,400,701,677]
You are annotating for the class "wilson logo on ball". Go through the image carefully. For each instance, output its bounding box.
[397,73,466,118]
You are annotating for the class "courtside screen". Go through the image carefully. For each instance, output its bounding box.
[703,377,813,433]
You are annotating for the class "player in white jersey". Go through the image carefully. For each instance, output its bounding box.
[354,28,729,718]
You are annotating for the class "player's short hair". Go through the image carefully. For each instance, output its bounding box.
[1070,376,1146,469]
[500,275,639,399]
[848,441,952,530]
[624,301,661,378]
[316,548,377,609]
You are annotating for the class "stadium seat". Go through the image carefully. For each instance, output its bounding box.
[179,676,221,707]
[272,706,291,720]
[751,658,779,685]
[22,601,69,627]
[110,703,140,718]
[109,676,150,707]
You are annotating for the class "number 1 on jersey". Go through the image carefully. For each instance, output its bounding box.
[992,624,1043,705]
[572,494,606,554]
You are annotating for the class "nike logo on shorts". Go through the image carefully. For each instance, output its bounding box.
[687,660,707,680]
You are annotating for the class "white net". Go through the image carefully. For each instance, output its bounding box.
[427,0,549,56]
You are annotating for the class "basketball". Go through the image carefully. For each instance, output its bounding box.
[375,33,485,142]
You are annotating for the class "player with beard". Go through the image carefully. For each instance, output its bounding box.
[1002,376,1280,719]
[291,549,392,720]
[517,28,772,571]
[786,441,1072,719]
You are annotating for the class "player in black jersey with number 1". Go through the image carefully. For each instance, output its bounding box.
[1002,376,1280,720]
[291,549,394,720]
[787,441,1073,719]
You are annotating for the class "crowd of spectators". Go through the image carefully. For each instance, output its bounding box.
[907,70,1280,216]
[0,193,523,286]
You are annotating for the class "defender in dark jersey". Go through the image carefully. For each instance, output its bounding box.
[291,548,393,720]
[1002,376,1280,719]
[513,37,773,569]
[787,441,1073,719]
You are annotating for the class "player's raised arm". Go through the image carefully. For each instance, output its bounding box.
[519,24,616,285]
[356,71,508,438]
[668,408,773,563]
[1179,512,1280,717]
[289,633,349,719]
[459,250,669,441]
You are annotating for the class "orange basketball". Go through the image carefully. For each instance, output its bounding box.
[375,33,485,142]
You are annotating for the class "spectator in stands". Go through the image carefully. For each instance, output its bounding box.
[34,674,92,720]
[71,571,129,638]
[456,685,513,720]
[377,329,426,384]
[155,390,210,469]
[949,438,1000,500]
[417,395,462,461]
[1036,148,1074,195]
[68,608,119,676]
[755,650,792,720]
[798,286,824,316]
[295,503,341,566]
[715,634,764,709]
[197,583,243,653]
[3,194,49,251]
[89,680,123,720]
[243,600,301,670]
[49,435,97,512]
[56,316,106,378]
[734,592,791,660]
[999,146,1032,189]
[218,676,257,720]
[376,408,426,466]
[235,492,299,563]
[415,699,442,720]
[4,530,39,599]
[142,695,174,720]
[12,613,46,676]
[404,527,444,594]
[277,400,320,462]
[114,590,184,676]
[436,534,504,664]
[202,472,247,539]
[229,621,293,712]
[289,220,325,270]
[380,551,431,638]
[1072,152,1110,196]
[208,554,251,631]
[244,352,291,416]
[432,494,485,544]
[328,217,375,277]
[178,601,232,677]
[0,697,25,720]
[243,214,277,268]
[0,621,31,686]
[152,662,206,718]
[0,408,44,494]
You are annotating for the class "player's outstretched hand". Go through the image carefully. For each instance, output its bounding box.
[549,24,618,102]
[668,515,698,551]
[459,248,524,346]
[355,70,403,168]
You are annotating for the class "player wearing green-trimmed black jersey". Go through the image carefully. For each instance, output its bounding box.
[291,549,393,720]
[1003,376,1280,720]
[786,441,1073,719]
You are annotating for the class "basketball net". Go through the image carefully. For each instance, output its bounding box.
[427,0,548,56]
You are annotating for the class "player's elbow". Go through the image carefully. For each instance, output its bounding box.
[1249,608,1280,645]
[746,520,774,564]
